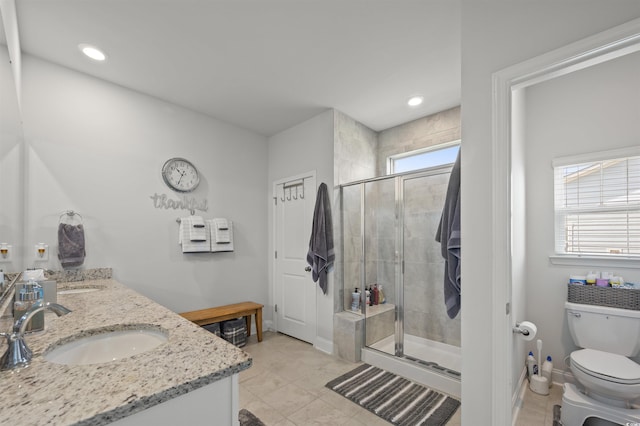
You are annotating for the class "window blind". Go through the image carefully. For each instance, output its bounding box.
[553,154,640,256]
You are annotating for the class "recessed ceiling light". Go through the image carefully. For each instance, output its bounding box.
[407,96,424,107]
[79,44,107,61]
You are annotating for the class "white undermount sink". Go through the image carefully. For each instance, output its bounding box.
[44,326,168,365]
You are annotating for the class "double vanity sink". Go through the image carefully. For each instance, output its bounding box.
[0,276,252,425]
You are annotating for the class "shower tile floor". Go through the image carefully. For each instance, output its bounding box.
[368,334,462,373]
[240,331,557,425]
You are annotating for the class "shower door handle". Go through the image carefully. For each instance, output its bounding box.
[305,266,311,272]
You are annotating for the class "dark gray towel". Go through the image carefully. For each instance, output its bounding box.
[435,151,461,319]
[306,183,334,295]
[58,223,86,268]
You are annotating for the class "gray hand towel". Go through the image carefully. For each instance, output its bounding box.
[306,183,334,295]
[58,223,86,268]
[435,150,461,319]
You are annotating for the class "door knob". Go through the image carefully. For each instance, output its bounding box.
[305,266,311,272]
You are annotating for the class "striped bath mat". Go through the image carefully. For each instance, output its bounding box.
[326,364,460,426]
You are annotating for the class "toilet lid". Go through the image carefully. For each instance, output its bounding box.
[571,349,640,384]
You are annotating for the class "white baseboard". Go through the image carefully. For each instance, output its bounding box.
[552,367,576,387]
[512,367,528,426]
[314,336,333,355]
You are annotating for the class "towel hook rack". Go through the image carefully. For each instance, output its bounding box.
[59,210,83,224]
[280,178,306,203]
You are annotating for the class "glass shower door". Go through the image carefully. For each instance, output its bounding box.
[363,177,398,357]
[402,172,461,372]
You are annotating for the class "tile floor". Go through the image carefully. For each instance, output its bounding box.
[514,382,563,426]
[240,331,559,425]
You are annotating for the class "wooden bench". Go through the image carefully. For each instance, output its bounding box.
[180,301,264,342]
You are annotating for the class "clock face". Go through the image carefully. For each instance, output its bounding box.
[161,158,200,193]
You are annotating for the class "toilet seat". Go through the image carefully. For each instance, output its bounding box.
[571,349,640,384]
[571,349,640,385]
[570,348,640,403]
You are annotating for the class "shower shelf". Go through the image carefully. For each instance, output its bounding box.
[363,304,395,318]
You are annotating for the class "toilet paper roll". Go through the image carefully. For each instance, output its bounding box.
[518,321,537,341]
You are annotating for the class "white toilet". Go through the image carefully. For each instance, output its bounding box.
[562,301,640,426]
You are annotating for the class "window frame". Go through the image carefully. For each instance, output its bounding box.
[386,140,460,175]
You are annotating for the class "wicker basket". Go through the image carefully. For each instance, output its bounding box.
[567,283,640,311]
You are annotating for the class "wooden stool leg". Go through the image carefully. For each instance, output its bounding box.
[245,315,251,338]
[256,308,263,342]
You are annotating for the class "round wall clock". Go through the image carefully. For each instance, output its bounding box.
[161,157,200,193]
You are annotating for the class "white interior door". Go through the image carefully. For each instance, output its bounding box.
[274,174,316,343]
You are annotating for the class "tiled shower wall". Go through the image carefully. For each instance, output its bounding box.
[377,106,461,176]
[333,110,378,313]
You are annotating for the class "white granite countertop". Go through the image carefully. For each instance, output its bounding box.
[0,278,252,425]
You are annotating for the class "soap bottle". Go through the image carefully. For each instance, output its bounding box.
[365,287,370,306]
[373,285,379,305]
[351,288,360,311]
[542,356,553,388]
[378,285,386,304]
[14,280,44,332]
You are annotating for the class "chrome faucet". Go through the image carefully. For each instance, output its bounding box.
[0,301,71,371]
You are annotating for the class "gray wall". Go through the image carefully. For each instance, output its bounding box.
[0,48,24,273]
[21,54,269,315]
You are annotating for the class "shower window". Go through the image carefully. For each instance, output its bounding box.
[387,140,460,174]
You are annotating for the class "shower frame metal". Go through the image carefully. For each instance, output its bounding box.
[339,164,453,360]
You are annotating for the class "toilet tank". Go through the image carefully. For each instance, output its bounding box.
[565,301,640,356]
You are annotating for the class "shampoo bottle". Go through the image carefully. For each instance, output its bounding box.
[351,288,360,311]
[373,285,379,305]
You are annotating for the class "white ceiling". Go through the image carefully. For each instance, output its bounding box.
[6,0,460,137]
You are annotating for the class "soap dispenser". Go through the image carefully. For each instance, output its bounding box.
[14,280,44,332]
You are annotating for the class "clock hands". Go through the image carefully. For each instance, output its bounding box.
[174,167,186,185]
